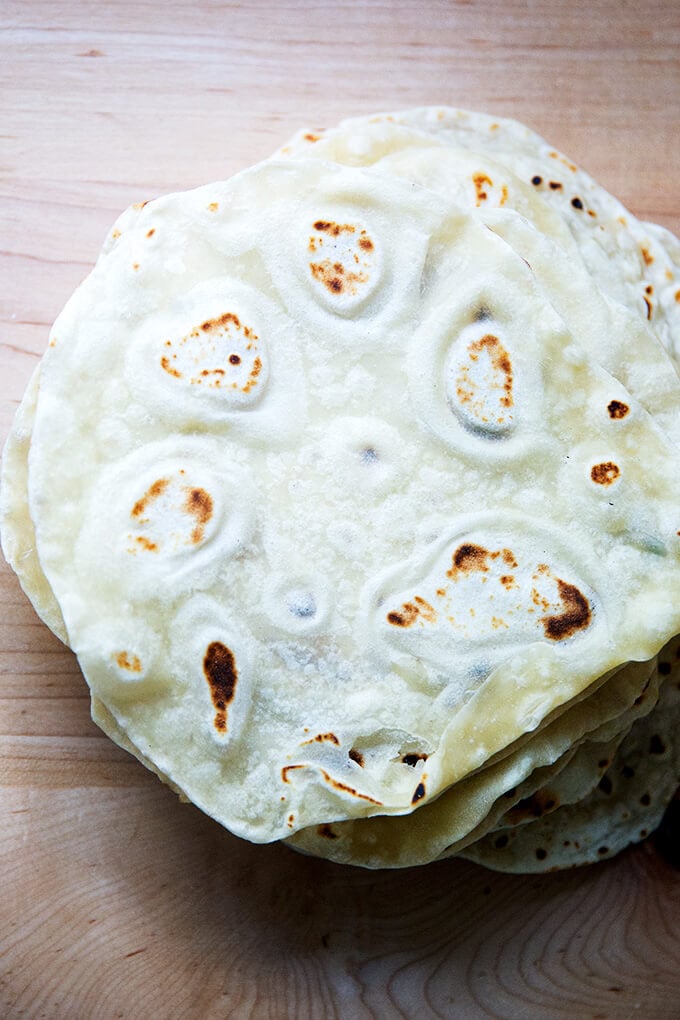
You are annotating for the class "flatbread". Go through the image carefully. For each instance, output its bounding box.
[2,111,679,870]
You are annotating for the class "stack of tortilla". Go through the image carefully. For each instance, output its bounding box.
[2,107,679,871]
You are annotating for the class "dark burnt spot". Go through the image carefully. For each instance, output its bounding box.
[303,732,340,746]
[535,848,548,860]
[146,228,155,238]
[607,400,629,419]
[640,792,651,806]
[597,846,609,856]
[622,765,635,779]
[131,478,169,520]
[203,642,237,733]
[598,774,613,795]
[598,759,610,769]
[402,753,428,767]
[200,312,242,333]
[359,236,374,251]
[348,748,365,767]
[643,295,653,320]
[649,734,666,755]
[318,769,382,805]
[531,175,542,186]
[304,133,321,142]
[313,220,355,236]
[542,579,591,641]
[387,597,436,628]
[411,782,426,805]
[659,661,671,676]
[641,245,654,266]
[449,543,490,577]
[317,824,338,839]
[548,181,562,190]
[494,834,509,849]
[571,197,583,210]
[639,829,648,838]
[591,462,620,486]
[229,353,241,365]
[387,604,418,627]
[183,487,213,545]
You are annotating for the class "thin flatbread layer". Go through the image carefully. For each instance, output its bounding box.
[17,157,680,843]
[280,107,680,368]
[458,639,680,872]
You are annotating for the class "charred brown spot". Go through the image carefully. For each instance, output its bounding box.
[542,579,591,641]
[387,603,419,627]
[359,236,374,251]
[348,748,365,767]
[649,734,666,755]
[200,311,243,333]
[571,197,583,210]
[591,462,620,486]
[456,334,513,419]
[641,245,654,266]
[132,263,140,271]
[309,259,367,296]
[281,764,305,783]
[531,175,542,186]
[640,792,651,806]
[317,824,338,838]
[319,769,382,805]
[304,133,321,142]
[302,732,340,746]
[494,834,509,848]
[229,354,241,365]
[499,574,515,589]
[402,753,428,767]
[597,846,609,856]
[203,641,237,733]
[183,486,213,545]
[548,181,562,190]
[134,536,158,552]
[313,220,355,236]
[411,782,426,804]
[643,295,653,320]
[535,848,548,860]
[131,478,169,520]
[472,171,493,205]
[607,400,629,419]
[146,228,155,238]
[115,651,142,673]
[622,765,635,779]
[448,543,490,577]
[160,356,182,378]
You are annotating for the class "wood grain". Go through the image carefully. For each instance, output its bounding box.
[1,2,679,1017]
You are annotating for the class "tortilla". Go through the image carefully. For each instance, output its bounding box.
[2,111,679,869]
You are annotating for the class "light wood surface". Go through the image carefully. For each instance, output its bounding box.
[2,2,680,1017]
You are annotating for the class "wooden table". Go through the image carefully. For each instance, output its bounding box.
[2,2,679,1016]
